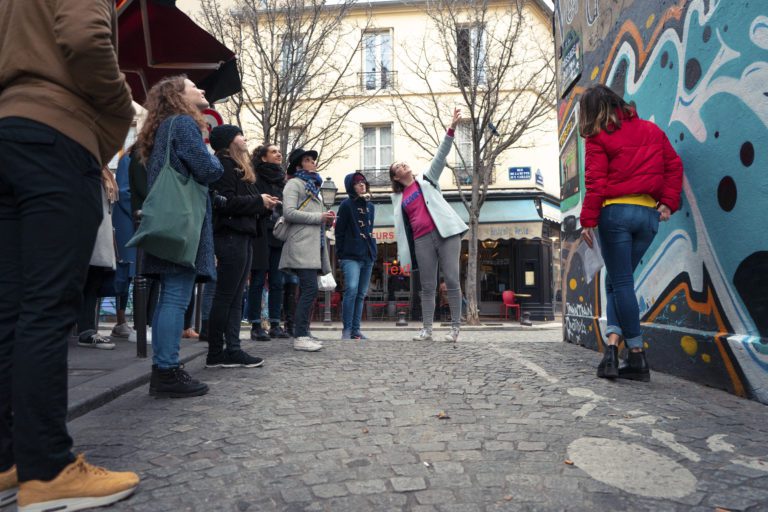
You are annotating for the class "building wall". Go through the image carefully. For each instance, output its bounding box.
[555,0,768,402]
[176,0,560,198]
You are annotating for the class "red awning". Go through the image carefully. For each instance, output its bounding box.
[117,0,241,105]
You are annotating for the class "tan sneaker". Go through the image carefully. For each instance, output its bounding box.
[17,454,138,512]
[0,465,18,507]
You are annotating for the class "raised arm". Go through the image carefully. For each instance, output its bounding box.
[424,108,462,184]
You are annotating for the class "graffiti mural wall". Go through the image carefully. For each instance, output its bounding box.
[555,0,768,402]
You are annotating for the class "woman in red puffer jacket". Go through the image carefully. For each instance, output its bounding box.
[579,85,683,383]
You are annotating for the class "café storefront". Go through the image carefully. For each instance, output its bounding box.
[331,196,561,321]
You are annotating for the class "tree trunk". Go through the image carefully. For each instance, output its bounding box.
[465,214,481,325]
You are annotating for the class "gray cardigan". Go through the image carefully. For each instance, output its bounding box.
[391,133,469,269]
[278,177,331,274]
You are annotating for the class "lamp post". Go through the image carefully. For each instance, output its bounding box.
[320,176,338,326]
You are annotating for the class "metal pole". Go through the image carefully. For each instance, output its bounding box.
[132,212,147,358]
[323,249,334,326]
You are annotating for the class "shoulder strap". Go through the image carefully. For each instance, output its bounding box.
[163,116,179,167]
[297,194,313,211]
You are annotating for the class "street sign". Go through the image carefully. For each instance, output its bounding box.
[536,169,544,186]
[508,167,531,180]
[202,108,223,144]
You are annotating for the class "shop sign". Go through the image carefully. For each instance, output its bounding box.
[508,167,531,180]
[559,30,582,98]
[372,228,396,243]
[474,222,543,240]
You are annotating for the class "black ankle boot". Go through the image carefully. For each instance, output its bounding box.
[597,345,619,379]
[250,324,270,341]
[150,366,209,398]
[618,350,650,382]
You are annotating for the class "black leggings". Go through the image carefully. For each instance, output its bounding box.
[208,233,252,354]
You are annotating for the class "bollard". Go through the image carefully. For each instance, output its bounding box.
[396,310,408,326]
[520,311,532,327]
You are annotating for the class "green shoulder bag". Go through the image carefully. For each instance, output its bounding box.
[126,116,208,268]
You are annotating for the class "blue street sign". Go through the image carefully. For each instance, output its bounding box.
[508,167,531,180]
[535,169,544,186]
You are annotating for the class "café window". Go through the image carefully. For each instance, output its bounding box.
[479,240,512,302]
[523,260,537,287]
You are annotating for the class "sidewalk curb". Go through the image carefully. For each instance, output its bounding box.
[67,344,208,421]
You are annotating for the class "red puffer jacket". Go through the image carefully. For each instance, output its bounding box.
[580,110,684,228]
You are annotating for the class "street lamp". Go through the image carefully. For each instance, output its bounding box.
[320,177,338,326]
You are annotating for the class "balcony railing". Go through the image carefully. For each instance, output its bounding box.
[361,168,391,188]
[358,71,397,91]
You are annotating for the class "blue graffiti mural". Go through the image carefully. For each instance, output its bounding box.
[557,0,768,402]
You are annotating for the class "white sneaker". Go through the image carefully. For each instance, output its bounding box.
[444,326,460,343]
[110,323,135,340]
[293,337,322,352]
[412,328,433,341]
[129,329,151,345]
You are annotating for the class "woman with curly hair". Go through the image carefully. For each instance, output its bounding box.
[135,75,224,398]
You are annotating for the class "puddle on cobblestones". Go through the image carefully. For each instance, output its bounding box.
[568,437,697,499]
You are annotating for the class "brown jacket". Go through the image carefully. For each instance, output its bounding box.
[0,0,134,165]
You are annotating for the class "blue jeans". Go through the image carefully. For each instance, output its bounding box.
[598,204,659,349]
[248,246,284,324]
[152,270,197,368]
[340,259,373,334]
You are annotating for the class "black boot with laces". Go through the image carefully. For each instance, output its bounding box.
[150,365,209,398]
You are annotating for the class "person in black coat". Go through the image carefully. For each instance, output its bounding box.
[206,125,280,368]
[247,144,291,340]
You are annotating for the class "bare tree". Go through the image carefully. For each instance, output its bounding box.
[197,0,376,168]
[393,0,556,325]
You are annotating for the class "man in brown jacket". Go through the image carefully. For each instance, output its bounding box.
[0,1,140,510]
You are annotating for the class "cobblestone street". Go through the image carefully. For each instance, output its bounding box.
[68,329,768,511]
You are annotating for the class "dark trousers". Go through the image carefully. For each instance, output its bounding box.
[293,269,319,338]
[0,118,101,481]
[248,245,284,324]
[209,233,252,354]
[77,266,106,336]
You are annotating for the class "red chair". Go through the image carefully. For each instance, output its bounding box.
[367,293,388,320]
[315,292,342,320]
[500,290,520,320]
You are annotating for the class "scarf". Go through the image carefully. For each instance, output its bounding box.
[294,169,322,198]
[295,169,326,258]
[254,161,285,185]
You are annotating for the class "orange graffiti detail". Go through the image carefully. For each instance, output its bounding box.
[558,0,688,133]
[599,0,686,84]
[646,282,746,397]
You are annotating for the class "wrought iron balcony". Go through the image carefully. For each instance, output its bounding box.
[358,70,397,91]
[360,168,391,188]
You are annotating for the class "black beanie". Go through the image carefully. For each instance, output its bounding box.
[209,124,243,152]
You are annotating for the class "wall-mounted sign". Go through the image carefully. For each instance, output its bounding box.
[508,166,531,180]
[559,30,582,98]
[535,169,544,187]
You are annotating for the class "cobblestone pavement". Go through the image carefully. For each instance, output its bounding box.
[66,328,768,511]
